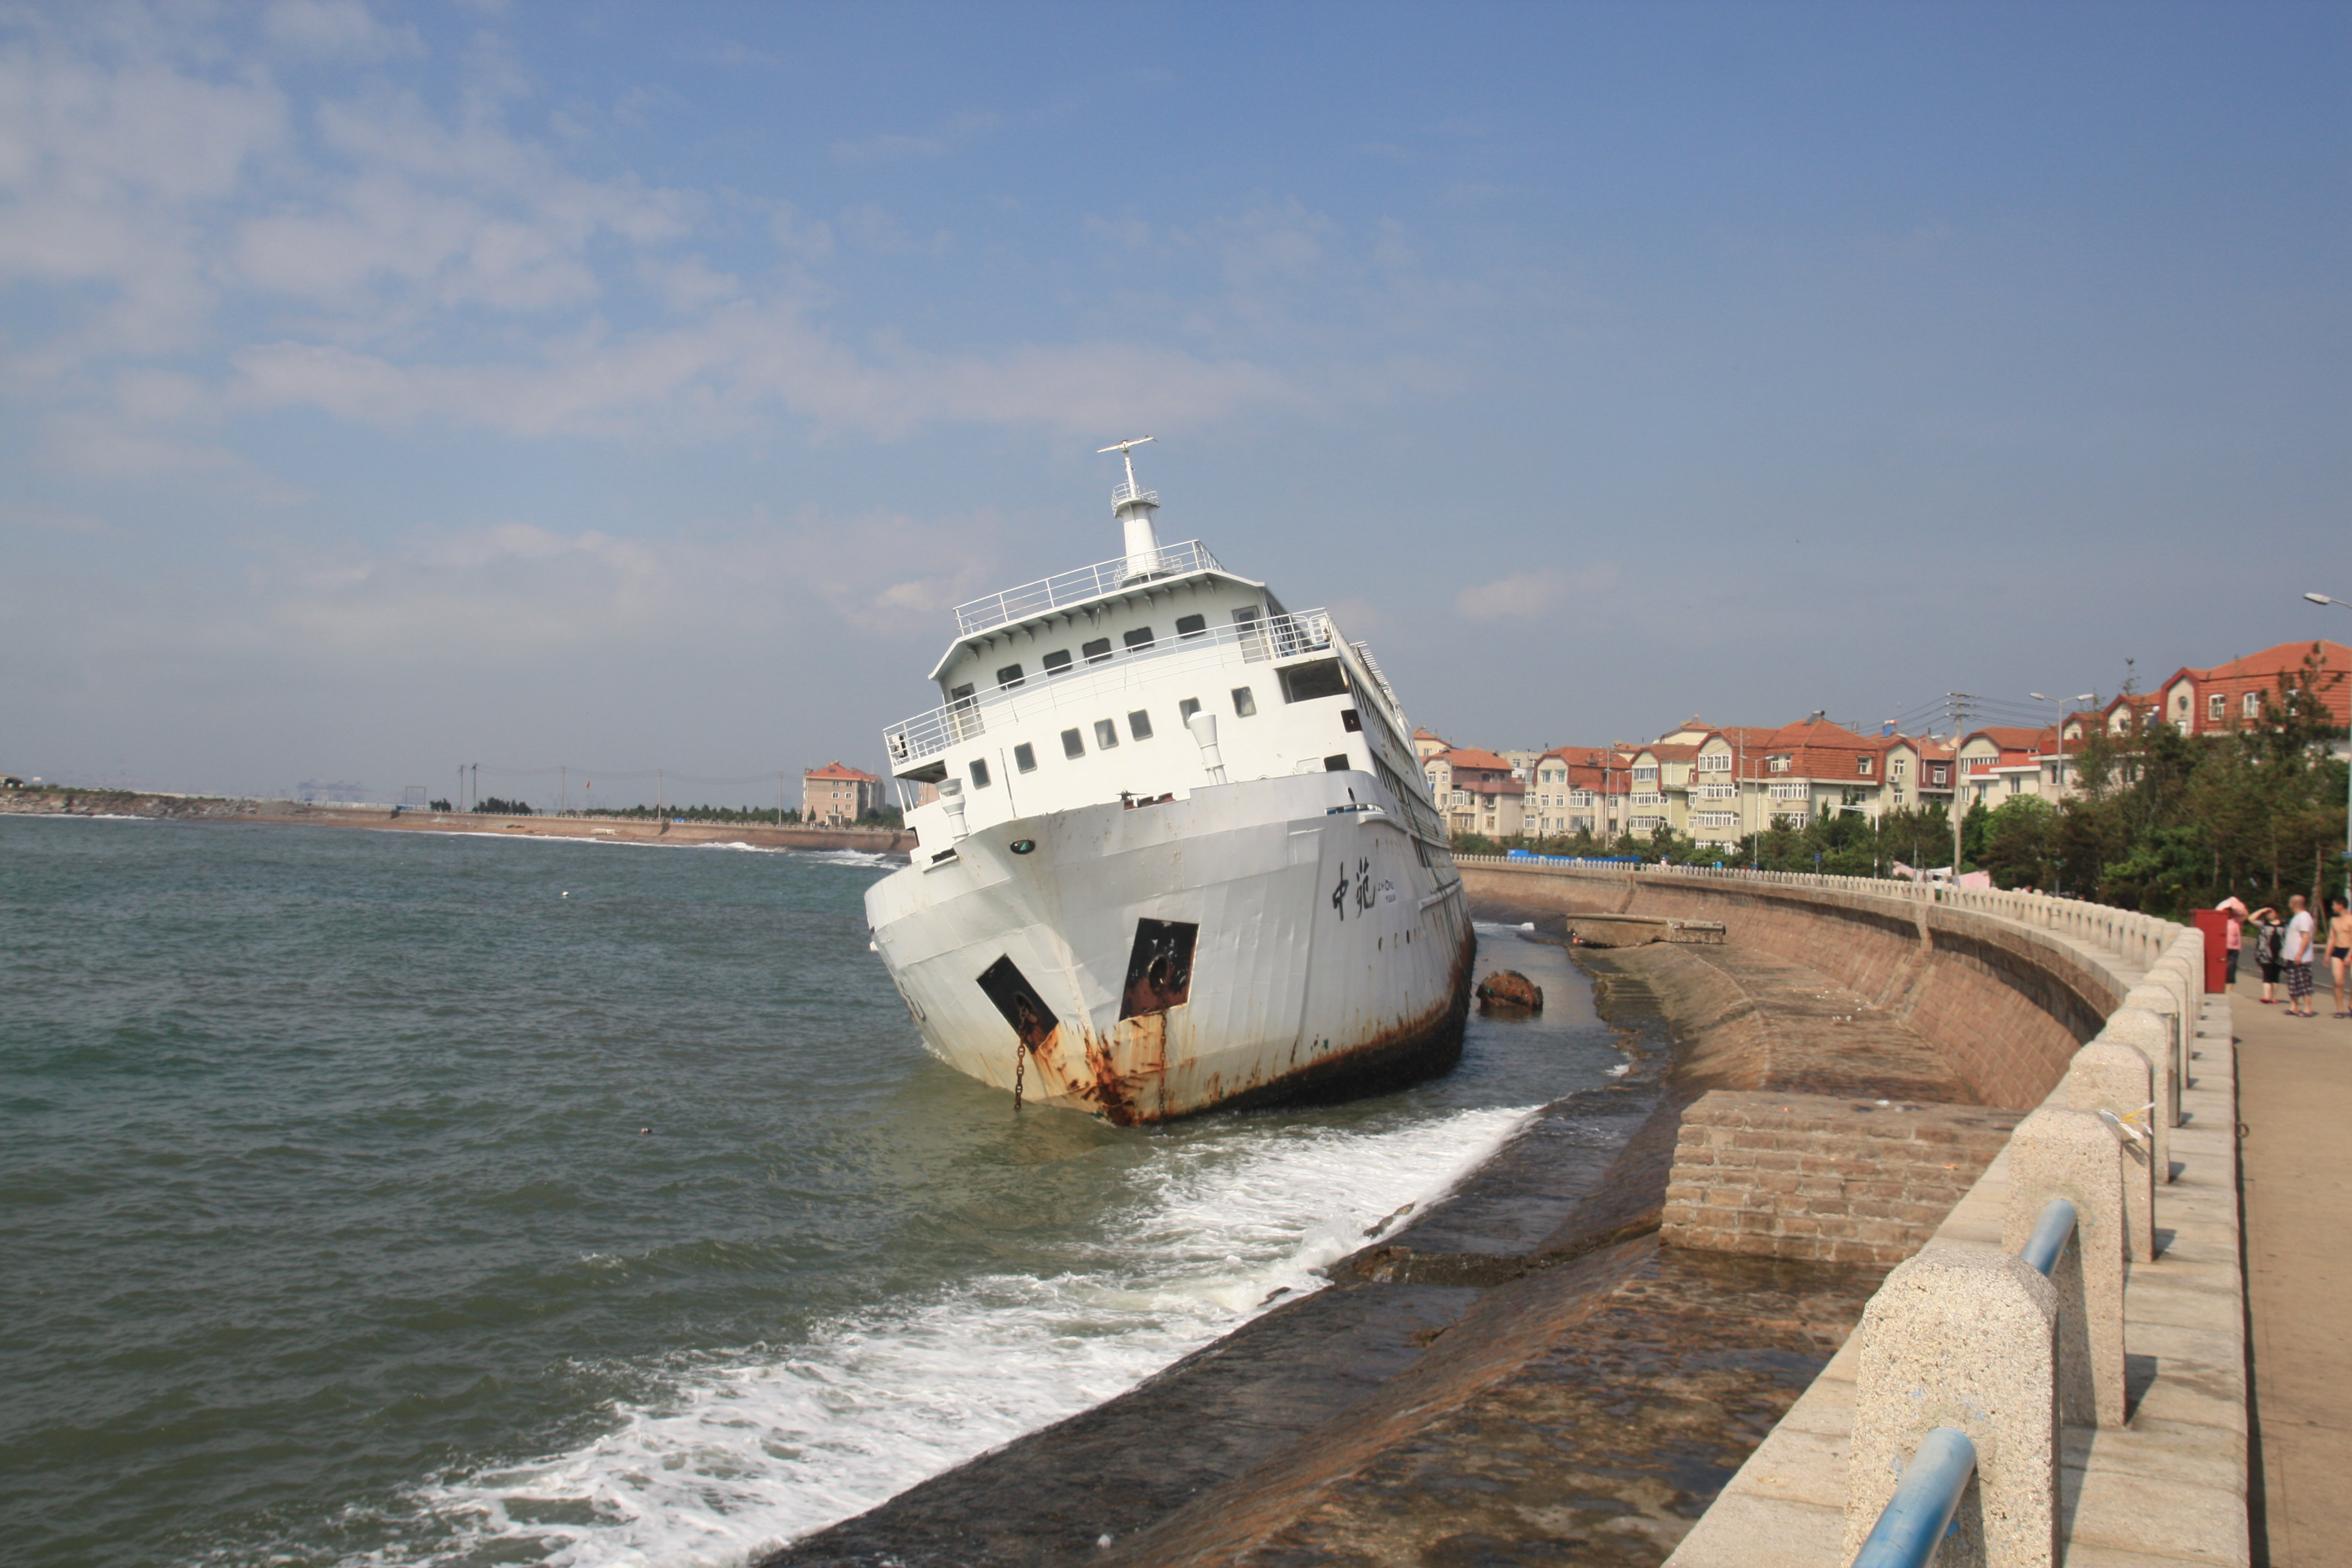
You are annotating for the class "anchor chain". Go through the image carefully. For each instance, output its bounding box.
[1012,1040,1027,1111]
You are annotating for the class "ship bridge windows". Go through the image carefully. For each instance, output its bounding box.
[995,663,1024,690]
[1014,743,1037,773]
[1093,718,1121,749]
[1278,659,1349,704]
[1061,727,1085,759]
[1082,638,1112,665]
[1123,627,1156,652]
[1128,710,1154,741]
[1324,754,1349,772]
[1175,614,1207,639]
[1231,687,1257,717]
[1043,650,1073,677]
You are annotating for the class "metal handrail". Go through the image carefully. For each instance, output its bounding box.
[951,539,1222,636]
[883,607,1333,767]
[1853,1196,2078,1565]
[1852,1427,1979,1568]
[2020,1196,2078,1277]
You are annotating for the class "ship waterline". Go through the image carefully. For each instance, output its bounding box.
[865,447,1472,1120]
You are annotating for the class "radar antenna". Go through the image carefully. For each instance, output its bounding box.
[1098,436,1162,579]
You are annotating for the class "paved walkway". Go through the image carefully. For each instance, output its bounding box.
[2233,972,2352,1566]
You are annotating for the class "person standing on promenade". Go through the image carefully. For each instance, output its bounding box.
[2282,894,2317,1017]
[2219,895,2248,988]
[2251,905,2285,1003]
[2328,893,2352,1018]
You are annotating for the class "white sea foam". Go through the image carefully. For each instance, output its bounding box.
[364,1103,1534,1568]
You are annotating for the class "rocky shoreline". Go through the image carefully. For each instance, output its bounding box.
[0,789,916,854]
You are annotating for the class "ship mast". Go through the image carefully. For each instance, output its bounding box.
[1099,435,1161,579]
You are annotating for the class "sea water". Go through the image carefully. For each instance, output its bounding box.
[0,816,1626,1568]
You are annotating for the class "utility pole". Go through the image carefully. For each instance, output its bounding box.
[1946,693,1978,879]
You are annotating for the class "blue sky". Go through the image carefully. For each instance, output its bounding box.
[3,1,2344,803]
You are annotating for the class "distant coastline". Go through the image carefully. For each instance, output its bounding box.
[0,788,916,854]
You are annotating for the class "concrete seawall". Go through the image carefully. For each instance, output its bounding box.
[1460,858,2247,1567]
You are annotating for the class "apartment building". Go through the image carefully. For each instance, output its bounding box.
[2157,639,2351,736]
[1422,746,1526,839]
[803,761,883,825]
[1525,746,1631,838]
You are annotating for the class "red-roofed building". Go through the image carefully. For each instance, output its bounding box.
[1526,747,1633,837]
[2158,640,2351,736]
[1422,746,1526,839]
[803,761,883,825]
[1957,726,2058,809]
[1411,727,1453,761]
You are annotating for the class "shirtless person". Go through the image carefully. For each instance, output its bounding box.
[2329,894,2352,1018]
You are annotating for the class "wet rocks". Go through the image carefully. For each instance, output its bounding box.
[1476,969,1544,1013]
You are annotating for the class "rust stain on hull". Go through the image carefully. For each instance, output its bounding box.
[1022,925,1477,1127]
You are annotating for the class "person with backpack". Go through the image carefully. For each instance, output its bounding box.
[2251,905,2285,1004]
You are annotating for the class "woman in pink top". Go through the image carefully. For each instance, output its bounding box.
[2218,896,2248,988]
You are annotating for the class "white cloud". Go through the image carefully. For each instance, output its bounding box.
[1452,564,1619,619]
[830,112,999,164]
[263,0,423,59]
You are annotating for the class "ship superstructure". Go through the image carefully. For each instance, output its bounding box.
[864,442,1472,1123]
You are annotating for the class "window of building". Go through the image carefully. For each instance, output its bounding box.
[1930,764,1948,785]
[1082,638,1112,665]
[1095,718,1120,749]
[1014,743,1036,773]
[1129,710,1153,741]
[1569,790,1593,807]
[970,758,992,789]
[995,663,1023,689]
[1856,756,1873,776]
[2242,692,2260,718]
[1178,697,1201,723]
[1769,755,1791,772]
[1123,627,1156,653]
[1231,686,1257,717]
[1061,728,1085,759]
[1175,614,1207,639]
[2208,693,2225,722]
[1892,757,1907,778]
[1633,765,1658,782]
[1043,650,1072,677]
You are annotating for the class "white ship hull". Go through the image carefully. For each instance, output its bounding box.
[865,771,1473,1124]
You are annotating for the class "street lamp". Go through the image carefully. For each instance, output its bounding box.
[2305,592,2352,876]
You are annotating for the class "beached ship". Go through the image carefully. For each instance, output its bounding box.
[864,440,1472,1124]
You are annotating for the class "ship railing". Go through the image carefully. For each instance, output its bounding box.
[952,540,1224,636]
[885,607,1335,768]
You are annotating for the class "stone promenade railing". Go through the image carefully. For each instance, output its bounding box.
[1456,857,2243,1567]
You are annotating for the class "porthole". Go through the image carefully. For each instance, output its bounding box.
[1010,839,1036,855]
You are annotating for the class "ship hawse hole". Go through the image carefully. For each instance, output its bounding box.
[1175,614,1207,639]
[1095,718,1120,749]
[1043,650,1073,676]
[970,758,992,789]
[1278,658,1348,703]
[976,955,1058,1051]
[1324,754,1349,772]
[1231,687,1257,717]
[997,663,1024,689]
[1061,728,1085,759]
[1341,708,1362,733]
[1082,638,1113,665]
[1119,918,1199,1020]
[1014,743,1037,773]
[1123,626,1155,651]
[1128,710,1153,741]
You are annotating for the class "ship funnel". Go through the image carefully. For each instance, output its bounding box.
[1186,710,1226,785]
[1098,435,1161,578]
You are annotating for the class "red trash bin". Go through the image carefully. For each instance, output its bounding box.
[2191,909,2229,993]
